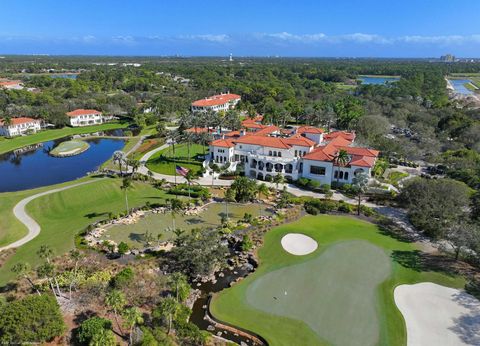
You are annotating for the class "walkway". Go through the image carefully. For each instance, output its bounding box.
[0,179,101,252]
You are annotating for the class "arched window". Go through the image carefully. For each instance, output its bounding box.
[269,150,272,156]
[344,172,349,180]
[278,152,282,157]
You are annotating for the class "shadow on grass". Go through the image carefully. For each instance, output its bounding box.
[84,211,109,219]
[391,250,467,278]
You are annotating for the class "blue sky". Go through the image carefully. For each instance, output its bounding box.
[1,0,480,57]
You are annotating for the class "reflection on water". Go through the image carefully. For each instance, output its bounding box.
[0,137,125,192]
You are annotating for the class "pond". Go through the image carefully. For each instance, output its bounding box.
[50,73,78,79]
[101,202,274,248]
[359,76,400,85]
[0,137,125,192]
[448,79,474,95]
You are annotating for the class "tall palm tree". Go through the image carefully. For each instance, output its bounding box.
[36,262,57,296]
[257,183,270,216]
[169,198,183,232]
[120,177,132,214]
[184,170,196,199]
[11,263,41,296]
[113,151,126,175]
[68,250,83,300]
[272,174,285,191]
[334,149,350,184]
[224,188,236,222]
[122,307,144,345]
[157,297,178,335]
[37,245,62,296]
[127,159,140,175]
[105,289,126,335]
[352,172,369,215]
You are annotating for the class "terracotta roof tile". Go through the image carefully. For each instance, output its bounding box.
[0,117,39,126]
[66,109,102,117]
[192,93,240,107]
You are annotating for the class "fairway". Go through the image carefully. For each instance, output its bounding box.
[247,241,390,346]
[0,178,169,285]
[211,215,465,346]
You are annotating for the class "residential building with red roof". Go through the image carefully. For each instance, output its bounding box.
[66,109,114,127]
[0,117,42,137]
[191,93,241,113]
[0,80,24,90]
[207,121,378,184]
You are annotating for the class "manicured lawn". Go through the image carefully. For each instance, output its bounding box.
[0,177,169,285]
[0,121,130,155]
[211,215,464,346]
[146,143,207,176]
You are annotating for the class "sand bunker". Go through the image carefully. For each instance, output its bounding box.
[395,282,480,346]
[281,233,318,255]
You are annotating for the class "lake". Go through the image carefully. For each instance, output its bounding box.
[448,79,474,95]
[0,137,125,192]
[359,76,400,85]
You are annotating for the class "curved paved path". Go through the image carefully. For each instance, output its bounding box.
[0,179,101,252]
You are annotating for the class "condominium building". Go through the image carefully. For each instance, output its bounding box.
[191,93,241,113]
[0,117,42,137]
[66,109,113,127]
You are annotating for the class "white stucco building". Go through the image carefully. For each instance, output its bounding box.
[0,117,42,137]
[66,109,112,127]
[191,93,241,113]
[207,120,379,185]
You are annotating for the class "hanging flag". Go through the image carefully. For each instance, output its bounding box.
[176,165,189,177]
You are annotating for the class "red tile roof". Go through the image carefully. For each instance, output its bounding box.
[185,127,213,134]
[210,138,235,148]
[253,125,280,136]
[324,131,355,142]
[297,126,324,134]
[66,109,102,117]
[349,155,377,167]
[0,80,22,87]
[0,117,39,126]
[192,93,241,107]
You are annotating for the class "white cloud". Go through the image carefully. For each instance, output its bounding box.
[399,35,480,45]
[179,34,230,43]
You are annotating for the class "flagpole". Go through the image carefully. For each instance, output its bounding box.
[172,139,177,199]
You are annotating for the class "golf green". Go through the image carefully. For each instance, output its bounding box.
[210,215,465,346]
[246,240,391,346]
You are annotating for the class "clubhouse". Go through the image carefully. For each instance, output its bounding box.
[0,117,42,137]
[207,118,379,185]
[66,109,115,127]
[191,93,241,113]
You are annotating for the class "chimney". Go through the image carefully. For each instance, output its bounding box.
[240,129,246,137]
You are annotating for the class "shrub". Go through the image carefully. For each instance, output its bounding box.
[241,234,254,252]
[118,241,129,255]
[111,267,134,288]
[0,295,66,344]
[304,199,336,214]
[337,202,352,213]
[307,179,321,190]
[77,317,113,345]
[296,177,310,188]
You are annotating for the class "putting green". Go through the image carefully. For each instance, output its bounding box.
[246,240,391,346]
[49,140,89,157]
[211,215,465,346]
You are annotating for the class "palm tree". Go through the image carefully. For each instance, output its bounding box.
[184,170,196,198]
[37,245,62,296]
[224,188,235,222]
[105,289,126,335]
[68,250,83,300]
[121,177,132,214]
[122,307,144,345]
[113,151,126,175]
[334,149,350,184]
[147,170,154,181]
[209,162,221,187]
[127,159,140,175]
[272,174,285,191]
[169,272,189,303]
[257,183,270,216]
[352,172,369,215]
[11,263,41,296]
[169,198,183,232]
[157,297,178,335]
[36,262,57,296]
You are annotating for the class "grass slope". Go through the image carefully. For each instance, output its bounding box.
[211,215,465,346]
[0,121,129,155]
[0,177,169,285]
[146,143,206,175]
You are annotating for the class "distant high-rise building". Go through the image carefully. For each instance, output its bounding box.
[229,53,233,62]
[440,54,455,62]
